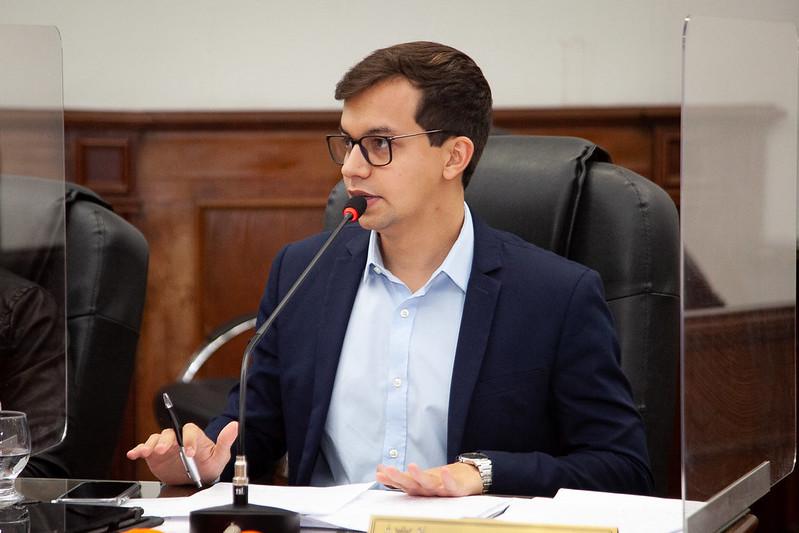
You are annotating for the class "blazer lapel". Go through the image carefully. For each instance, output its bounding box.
[447,218,502,460]
[296,229,369,483]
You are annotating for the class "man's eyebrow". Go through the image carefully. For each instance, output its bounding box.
[339,125,394,137]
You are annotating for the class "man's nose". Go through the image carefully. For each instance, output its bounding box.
[341,144,372,180]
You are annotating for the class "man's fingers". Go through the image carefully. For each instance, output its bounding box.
[381,465,427,495]
[181,423,206,456]
[125,443,145,459]
[154,428,177,452]
[126,432,167,459]
[144,433,161,449]
[206,421,238,470]
[407,463,439,490]
[216,421,239,450]
[127,425,232,486]
[378,466,409,488]
[408,463,448,496]
[375,464,399,489]
[375,463,481,498]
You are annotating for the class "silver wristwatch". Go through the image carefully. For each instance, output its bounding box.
[457,452,492,493]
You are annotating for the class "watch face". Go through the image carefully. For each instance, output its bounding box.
[460,452,485,461]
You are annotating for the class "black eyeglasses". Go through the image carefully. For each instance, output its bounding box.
[326,129,445,167]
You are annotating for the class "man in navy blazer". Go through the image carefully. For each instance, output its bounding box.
[129,41,652,497]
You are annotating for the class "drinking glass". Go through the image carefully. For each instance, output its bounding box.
[0,504,29,532]
[0,411,30,504]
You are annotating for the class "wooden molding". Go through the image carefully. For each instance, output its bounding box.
[64,106,680,129]
[195,197,329,210]
[65,109,341,130]
[75,136,133,194]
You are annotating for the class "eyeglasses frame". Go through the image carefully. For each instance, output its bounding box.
[326,129,447,167]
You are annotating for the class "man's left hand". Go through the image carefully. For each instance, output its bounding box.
[375,462,483,497]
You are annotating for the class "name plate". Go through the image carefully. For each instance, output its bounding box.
[369,516,617,533]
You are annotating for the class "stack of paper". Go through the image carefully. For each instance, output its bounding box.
[306,489,511,531]
[126,482,511,532]
[126,482,701,533]
[498,489,702,533]
[124,481,373,519]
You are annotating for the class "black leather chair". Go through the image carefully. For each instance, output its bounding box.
[161,135,680,495]
[154,314,256,430]
[24,183,149,479]
[326,135,680,495]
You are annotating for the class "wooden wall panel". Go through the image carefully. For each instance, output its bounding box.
[128,129,340,479]
[0,110,65,183]
[75,137,133,194]
[683,306,795,500]
[63,107,681,483]
[198,201,327,377]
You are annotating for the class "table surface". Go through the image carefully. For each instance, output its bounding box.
[13,477,352,532]
[12,477,759,533]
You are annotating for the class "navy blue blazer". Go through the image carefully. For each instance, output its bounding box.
[207,216,653,496]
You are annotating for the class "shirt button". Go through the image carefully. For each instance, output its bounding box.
[389,448,399,458]
[392,378,402,388]
[399,309,410,318]
[373,266,383,275]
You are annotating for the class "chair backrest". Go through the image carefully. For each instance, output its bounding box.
[324,135,680,496]
[27,184,149,478]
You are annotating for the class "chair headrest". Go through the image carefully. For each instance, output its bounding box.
[66,182,113,211]
[464,135,610,255]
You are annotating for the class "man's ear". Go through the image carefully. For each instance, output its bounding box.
[442,136,474,182]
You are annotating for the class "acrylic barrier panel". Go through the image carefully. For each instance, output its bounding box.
[681,14,797,525]
[0,25,67,456]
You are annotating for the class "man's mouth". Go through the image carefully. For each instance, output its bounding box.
[349,191,381,204]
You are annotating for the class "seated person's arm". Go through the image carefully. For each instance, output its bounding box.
[0,270,66,451]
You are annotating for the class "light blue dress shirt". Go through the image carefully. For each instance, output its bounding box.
[311,204,475,486]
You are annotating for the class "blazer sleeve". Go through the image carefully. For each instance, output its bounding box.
[205,245,289,482]
[482,269,654,496]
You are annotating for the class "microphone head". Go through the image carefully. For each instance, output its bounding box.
[342,196,367,222]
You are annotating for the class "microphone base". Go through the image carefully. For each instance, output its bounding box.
[189,503,300,533]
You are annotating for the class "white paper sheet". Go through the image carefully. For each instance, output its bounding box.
[124,481,373,518]
[498,489,704,533]
[124,497,195,518]
[197,481,374,515]
[307,489,512,532]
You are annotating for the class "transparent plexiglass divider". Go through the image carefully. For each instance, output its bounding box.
[681,15,798,532]
[0,25,66,456]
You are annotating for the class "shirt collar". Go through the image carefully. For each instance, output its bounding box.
[363,203,474,293]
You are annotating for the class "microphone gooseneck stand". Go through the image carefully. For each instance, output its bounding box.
[189,196,367,533]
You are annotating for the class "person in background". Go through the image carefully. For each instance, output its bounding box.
[0,266,66,476]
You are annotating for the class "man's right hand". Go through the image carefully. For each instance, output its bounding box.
[126,421,238,485]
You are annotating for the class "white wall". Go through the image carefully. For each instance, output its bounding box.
[1,0,796,111]
[2,0,797,308]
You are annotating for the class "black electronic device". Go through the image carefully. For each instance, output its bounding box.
[0,501,162,532]
[53,480,141,505]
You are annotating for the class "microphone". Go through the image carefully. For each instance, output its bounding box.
[190,196,367,533]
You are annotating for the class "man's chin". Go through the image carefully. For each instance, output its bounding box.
[357,218,377,231]
[357,215,386,233]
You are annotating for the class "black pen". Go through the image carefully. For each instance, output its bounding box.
[162,392,203,488]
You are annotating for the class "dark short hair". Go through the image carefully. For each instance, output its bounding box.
[335,41,492,187]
